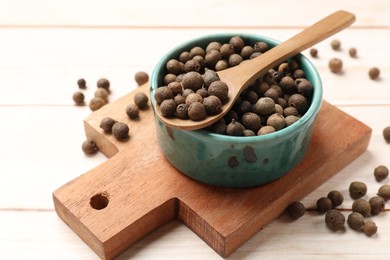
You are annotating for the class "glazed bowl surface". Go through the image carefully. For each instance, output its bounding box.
[150,33,323,188]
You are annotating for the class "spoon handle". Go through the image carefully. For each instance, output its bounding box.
[230,10,356,87]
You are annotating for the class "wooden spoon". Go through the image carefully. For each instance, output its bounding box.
[154,10,355,130]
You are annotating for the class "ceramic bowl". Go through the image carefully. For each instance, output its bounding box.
[150,33,323,188]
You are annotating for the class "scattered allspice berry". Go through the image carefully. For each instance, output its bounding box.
[134,71,149,86]
[286,201,305,220]
[126,104,140,119]
[331,39,341,50]
[95,88,109,103]
[349,181,367,199]
[329,58,343,73]
[352,198,371,217]
[97,78,110,91]
[383,126,390,143]
[112,122,129,140]
[309,48,318,58]
[327,190,344,208]
[369,196,385,215]
[77,78,87,89]
[89,97,106,111]
[317,197,333,213]
[347,212,364,231]
[134,92,149,109]
[377,184,390,200]
[82,140,98,154]
[72,91,85,105]
[363,221,377,237]
[368,67,380,80]
[348,47,357,58]
[99,117,117,133]
[325,209,345,231]
[374,165,389,182]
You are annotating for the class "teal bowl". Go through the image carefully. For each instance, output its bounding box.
[150,33,323,188]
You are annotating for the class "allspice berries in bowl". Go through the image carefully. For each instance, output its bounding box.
[150,33,323,188]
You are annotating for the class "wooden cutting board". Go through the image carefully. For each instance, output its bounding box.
[53,83,371,260]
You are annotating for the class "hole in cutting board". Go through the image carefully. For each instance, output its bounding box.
[90,192,109,210]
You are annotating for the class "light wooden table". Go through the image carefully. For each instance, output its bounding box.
[1,1,390,259]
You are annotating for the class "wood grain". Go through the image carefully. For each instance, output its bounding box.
[53,83,371,259]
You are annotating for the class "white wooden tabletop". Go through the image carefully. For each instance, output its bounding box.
[1,1,390,259]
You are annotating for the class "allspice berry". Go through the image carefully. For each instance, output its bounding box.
[229,36,245,52]
[134,71,149,86]
[285,115,300,127]
[97,78,110,91]
[95,88,109,102]
[77,78,87,89]
[125,104,140,119]
[154,86,173,105]
[176,103,188,119]
[347,212,364,231]
[258,126,275,135]
[82,140,98,155]
[352,198,371,217]
[383,126,390,143]
[309,48,318,58]
[89,97,105,111]
[202,69,220,88]
[349,181,367,199]
[168,81,183,96]
[166,59,183,75]
[377,184,390,200]
[205,49,222,69]
[185,93,203,106]
[331,39,341,50]
[317,197,333,213]
[254,41,269,53]
[267,113,286,131]
[211,120,227,135]
[241,112,261,132]
[329,58,343,73]
[253,97,275,115]
[112,122,129,140]
[288,94,309,115]
[160,99,176,117]
[134,92,149,109]
[243,129,256,136]
[327,190,344,208]
[349,47,357,58]
[72,91,85,105]
[325,209,345,231]
[374,165,389,182]
[99,117,117,133]
[208,81,229,103]
[228,54,243,67]
[369,196,385,215]
[286,201,305,220]
[368,67,380,80]
[363,221,377,237]
[181,71,204,92]
[203,95,222,115]
[227,119,245,136]
[188,102,207,121]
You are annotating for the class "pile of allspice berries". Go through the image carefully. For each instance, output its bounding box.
[73,71,150,155]
[286,161,390,237]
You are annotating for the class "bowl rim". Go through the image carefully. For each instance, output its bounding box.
[150,33,323,143]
